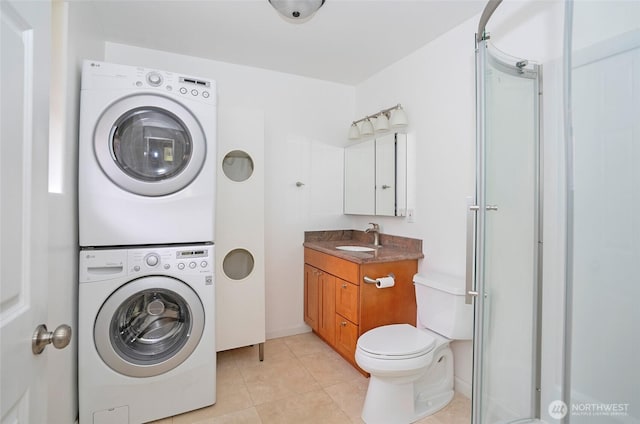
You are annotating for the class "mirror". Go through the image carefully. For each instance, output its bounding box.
[344,138,375,215]
[344,133,408,216]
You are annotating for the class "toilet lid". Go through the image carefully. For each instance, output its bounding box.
[357,324,436,358]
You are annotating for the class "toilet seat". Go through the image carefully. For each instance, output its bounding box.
[357,324,436,359]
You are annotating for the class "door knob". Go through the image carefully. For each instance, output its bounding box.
[32,324,72,355]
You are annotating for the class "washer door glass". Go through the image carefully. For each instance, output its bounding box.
[94,276,205,378]
[112,108,192,182]
[94,94,207,197]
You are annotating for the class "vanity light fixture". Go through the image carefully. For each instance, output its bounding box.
[389,104,408,128]
[375,112,390,133]
[361,118,375,136]
[348,123,360,140]
[348,104,408,140]
[268,0,325,22]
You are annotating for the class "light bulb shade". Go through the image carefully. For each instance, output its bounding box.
[348,123,360,140]
[268,0,325,21]
[374,113,390,133]
[390,107,408,128]
[360,119,374,136]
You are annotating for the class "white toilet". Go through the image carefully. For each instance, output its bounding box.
[355,272,473,424]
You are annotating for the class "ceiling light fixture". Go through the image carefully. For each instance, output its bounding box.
[348,104,408,140]
[268,0,325,22]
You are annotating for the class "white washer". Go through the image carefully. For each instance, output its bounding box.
[78,60,216,247]
[78,244,215,424]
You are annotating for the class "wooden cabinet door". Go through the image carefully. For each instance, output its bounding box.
[319,272,336,344]
[335,315,359,361]
[304,264,320,331]
[335,279,359,324]
[359,260,417,333]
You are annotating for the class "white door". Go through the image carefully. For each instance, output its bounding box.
[0,1,59,423]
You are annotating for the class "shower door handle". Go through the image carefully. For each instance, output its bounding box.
[465,197,479,304]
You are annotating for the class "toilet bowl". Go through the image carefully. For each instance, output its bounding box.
[355,272,472,424]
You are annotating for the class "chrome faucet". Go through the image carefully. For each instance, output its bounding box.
[365,222,381,246]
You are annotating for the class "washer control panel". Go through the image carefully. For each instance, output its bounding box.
[130,246,213,275]
[80,244,214,283]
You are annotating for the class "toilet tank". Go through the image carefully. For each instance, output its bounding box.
[414,272,473,340]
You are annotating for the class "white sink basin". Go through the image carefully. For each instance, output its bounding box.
[335,245,376,252]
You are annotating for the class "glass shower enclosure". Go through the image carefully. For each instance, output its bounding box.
[564,1,639,422]
[470,35,542,424]
[471,1,639,423]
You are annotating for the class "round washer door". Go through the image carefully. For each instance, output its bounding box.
[94,94,206,196]
[94,276,205,377]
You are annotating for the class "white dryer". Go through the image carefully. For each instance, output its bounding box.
[78,60,216,247]
[78,244,215,424]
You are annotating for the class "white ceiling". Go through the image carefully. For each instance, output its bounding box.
[75,0,486,85]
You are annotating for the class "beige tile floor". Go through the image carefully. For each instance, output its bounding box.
[149,332,470,424]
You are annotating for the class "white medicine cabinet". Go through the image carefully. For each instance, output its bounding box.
[344,133,410,216]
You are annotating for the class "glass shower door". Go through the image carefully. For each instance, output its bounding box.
[472,40,542,424]
[565,2,640,421]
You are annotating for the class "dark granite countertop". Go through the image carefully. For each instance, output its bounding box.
[303,230,424,264]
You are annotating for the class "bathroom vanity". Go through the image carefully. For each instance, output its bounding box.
[303,230,424,372]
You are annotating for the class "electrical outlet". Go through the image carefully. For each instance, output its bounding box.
[407,208,415,223]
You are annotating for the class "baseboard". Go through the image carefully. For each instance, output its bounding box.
[266,324,311,340]
[454,375,472,399]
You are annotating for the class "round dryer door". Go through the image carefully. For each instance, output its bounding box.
[94,276,205,377]
[94,94,206,196]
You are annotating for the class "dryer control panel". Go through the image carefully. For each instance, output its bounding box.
[81,60,216,105]
[80,244,214,283]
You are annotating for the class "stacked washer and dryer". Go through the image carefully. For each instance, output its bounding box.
[77,61,217,424]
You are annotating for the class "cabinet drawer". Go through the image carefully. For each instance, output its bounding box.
[334,314,358,361]
[304,248,359,283]
[335,279,358,324]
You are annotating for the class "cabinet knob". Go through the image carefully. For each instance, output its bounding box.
[341,283,347,289]
[340,321,347,327]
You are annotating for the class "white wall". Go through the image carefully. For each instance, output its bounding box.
[48,3,105,423]
[349,0,565,398]
[104,43,355,339]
